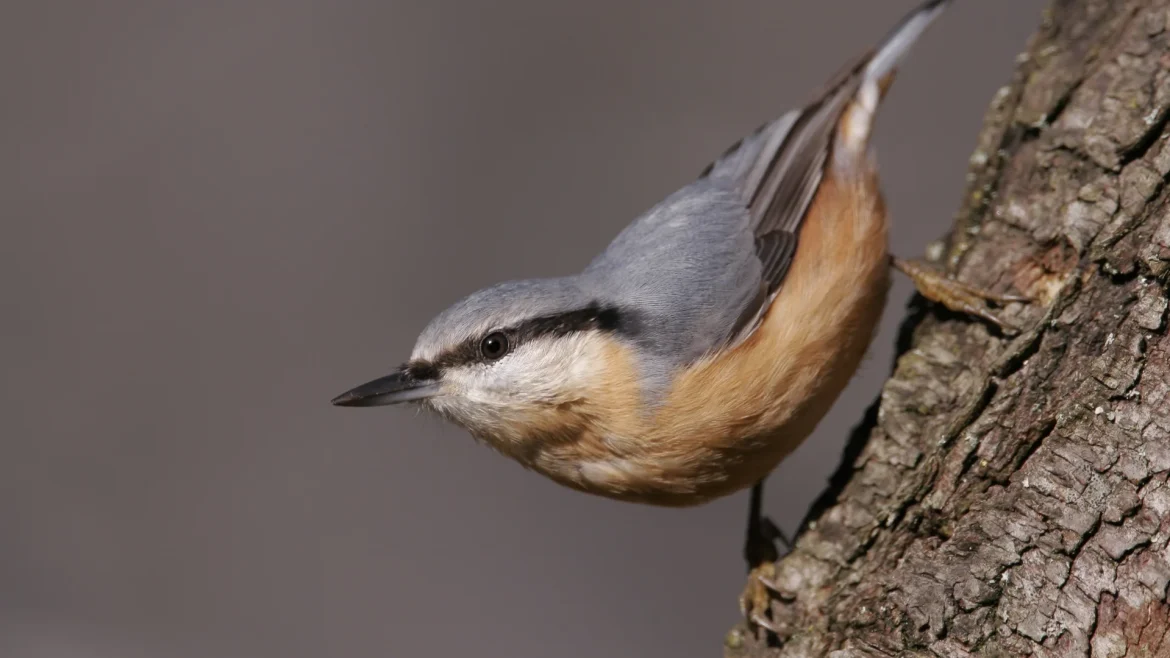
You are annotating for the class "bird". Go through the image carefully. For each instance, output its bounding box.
[332,0,1027,631]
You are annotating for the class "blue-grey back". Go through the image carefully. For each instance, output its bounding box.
[410,0,953,407]
[580,177,762,375]
[577,114,803,375]
[413,113,801,397]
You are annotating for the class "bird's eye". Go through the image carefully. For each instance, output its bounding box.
[479,332,510,360]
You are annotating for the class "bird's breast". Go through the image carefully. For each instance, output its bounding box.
[517,168,892,507]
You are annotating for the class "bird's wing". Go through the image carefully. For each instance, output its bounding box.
[703,0,952,344]
[702,61,867,343]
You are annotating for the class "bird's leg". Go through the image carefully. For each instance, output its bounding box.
[739,480,794,634]
[744,481,788,565]
[891,255,1030,335]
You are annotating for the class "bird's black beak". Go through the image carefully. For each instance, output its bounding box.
[331,367,440,407]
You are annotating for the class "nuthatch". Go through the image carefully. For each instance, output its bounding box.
[333,0,1026,627]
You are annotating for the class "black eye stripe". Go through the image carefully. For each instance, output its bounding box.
[416,302,632,373]
[513,305,619,342]
[407,361,440,381]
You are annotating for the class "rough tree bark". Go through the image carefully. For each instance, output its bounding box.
[724,1,1170,656]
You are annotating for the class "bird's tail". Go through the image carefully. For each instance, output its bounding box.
[865,0,953,98]
[837,0,953,153]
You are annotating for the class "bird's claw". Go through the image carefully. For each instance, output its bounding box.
[740,554,801,634]
[892,256,1030,335]
[739,561,776,622]
[741,486,794,636]
[756,569,796,601]
[750,611,786,635]
[740,562,798,638]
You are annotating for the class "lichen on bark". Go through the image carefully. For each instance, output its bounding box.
[726,1,1170,656]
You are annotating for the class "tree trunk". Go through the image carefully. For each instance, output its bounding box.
[725,1,1170,656]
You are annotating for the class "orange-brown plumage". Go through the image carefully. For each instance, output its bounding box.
[333,0,958,512]
[525,151,890,506]
[329,1,1035,630]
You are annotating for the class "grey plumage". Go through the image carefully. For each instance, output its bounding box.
[411,0,952,402]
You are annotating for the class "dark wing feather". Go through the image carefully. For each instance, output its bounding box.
[753,231,798,297]
[698,0,954,346]
[703,53,871,343]
[746,50,871,292]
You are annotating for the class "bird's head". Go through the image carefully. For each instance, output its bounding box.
[332,278,640,452]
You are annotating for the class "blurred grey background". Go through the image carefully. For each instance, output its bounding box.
[1,1,1045,656]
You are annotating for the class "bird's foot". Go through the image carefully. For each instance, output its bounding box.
[892,256,1031,335]
[740,516,793,635]
[740,562,777,632]
[740,561,801,636]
